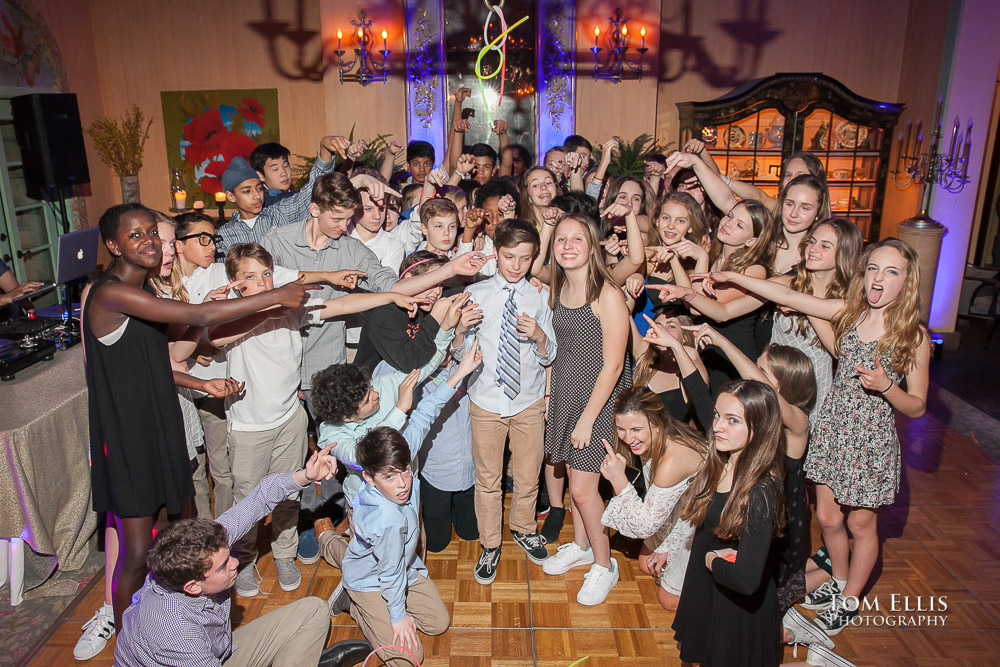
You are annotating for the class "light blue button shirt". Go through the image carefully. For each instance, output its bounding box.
[342,477,426,625]
[453,274,557,418]
[415,365,475,492]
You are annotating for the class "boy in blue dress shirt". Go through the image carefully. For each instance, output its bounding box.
[450,219,557,584]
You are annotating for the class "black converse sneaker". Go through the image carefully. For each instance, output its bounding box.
[800,577,842,610]
[474,545,502,585]
[815,597,859,636]
[512,531,549,564]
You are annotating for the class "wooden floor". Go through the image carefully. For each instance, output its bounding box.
[28,403,1000,666]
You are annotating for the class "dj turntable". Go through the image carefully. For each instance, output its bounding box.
[0,337,58,381]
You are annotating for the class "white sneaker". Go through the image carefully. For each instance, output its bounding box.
[73,603,115,660]
[576,559,619,606]
[784,607,835,658]
[806,643,857,667]
[541,542,595,576]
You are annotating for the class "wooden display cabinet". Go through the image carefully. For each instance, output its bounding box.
[677,73,903,241]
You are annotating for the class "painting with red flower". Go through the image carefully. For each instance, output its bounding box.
[161,88,279,205]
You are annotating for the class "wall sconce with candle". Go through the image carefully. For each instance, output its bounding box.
[591,7,647,83]
[894,97,973,195]
[335,11,390,85]
[892,97,974,323]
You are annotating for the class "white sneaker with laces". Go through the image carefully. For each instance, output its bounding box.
[73,603,115,661]
[576,559,619,606]
[783,607,835,658]
[805,643,857,667]
[541,542,595,576]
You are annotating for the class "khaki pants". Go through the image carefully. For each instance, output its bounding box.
[227,596,330,667]
[348,574,449,666]
[192,452,212,519]
[469,398,546,548]
[197,396,233,517]
[230,405,308,564]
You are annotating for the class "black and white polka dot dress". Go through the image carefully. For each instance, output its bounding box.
[544,297,631,473]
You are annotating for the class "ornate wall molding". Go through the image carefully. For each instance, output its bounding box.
[404,0,445,160]
[536,0,575,154]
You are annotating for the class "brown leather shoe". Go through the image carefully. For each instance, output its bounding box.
[314,517,335,540]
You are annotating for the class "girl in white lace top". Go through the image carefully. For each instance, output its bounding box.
[599,387,706,609]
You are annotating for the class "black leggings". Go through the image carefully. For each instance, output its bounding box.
[420,476,478,552]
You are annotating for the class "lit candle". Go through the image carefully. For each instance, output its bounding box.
[948,116,959,162]
[932,97,943,130]
[903,119,912,158]
[640,26,646,49]
[594,26,600,49]
[962,118,973,178]
[173,190,187,210]
[214,191,226,203]
[914,117,922,151]
[337,28,342,51]
[622,25,628,36]
[381,29,387,51]
[915,132,923,156]
[192,200,204,210]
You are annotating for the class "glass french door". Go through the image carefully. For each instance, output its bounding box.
[0,88,60,309]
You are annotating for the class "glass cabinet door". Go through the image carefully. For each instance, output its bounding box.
[801,109,884,241]
[704,107,787,201]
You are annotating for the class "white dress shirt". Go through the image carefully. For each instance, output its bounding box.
[452,273,557,418]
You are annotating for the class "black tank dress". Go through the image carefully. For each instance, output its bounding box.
[672,482,782,666]
[84,274,193,518]
[698,307,759,395]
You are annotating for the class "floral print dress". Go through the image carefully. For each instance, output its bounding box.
[806,326,904,507]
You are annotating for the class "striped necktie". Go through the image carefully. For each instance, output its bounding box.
[496,286,521,399]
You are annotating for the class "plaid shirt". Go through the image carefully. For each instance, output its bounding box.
[215,155,334,257]
[114,472,307,667]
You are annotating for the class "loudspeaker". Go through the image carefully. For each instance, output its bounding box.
[11,93,90,191]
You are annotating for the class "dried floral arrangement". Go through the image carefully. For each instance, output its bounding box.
[87,105,153,178]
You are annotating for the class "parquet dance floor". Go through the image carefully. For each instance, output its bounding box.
[28,393,1000,665]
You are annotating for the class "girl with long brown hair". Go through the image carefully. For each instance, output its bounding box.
[519,166,563,231]
[538,213,632,606]
[628,192,712,332]
[670,379,786,667]
[697,237,930,635]
[647,198,775,392]
[675,324,841,658]
[650,218,863,416]
[599,388,707,611]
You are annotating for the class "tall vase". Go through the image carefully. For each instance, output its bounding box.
[120,175,140,204]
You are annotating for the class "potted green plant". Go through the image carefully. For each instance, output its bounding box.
[87,105,153,204]
[592,133,674,179]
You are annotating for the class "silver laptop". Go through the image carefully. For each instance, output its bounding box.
[1,226,100,303]
[56,225,100,285]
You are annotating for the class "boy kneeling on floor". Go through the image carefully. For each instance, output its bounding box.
[322,426,450,666]
[114,446,338,667]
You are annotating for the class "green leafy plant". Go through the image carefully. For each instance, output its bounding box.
[593,133,675,179]
[292,124,393,190]
[86,105,153,178]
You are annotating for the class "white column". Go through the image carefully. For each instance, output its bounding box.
[929,0,1000,332]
